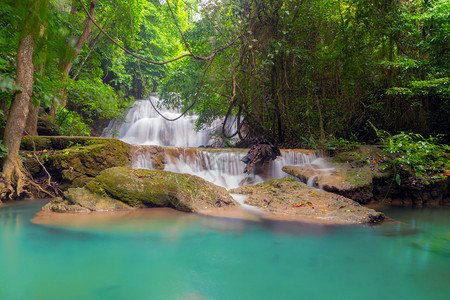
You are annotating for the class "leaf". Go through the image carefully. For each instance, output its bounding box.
[395,174,401,186]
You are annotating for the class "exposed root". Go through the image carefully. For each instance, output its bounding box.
[0,158,30,200]
[27,180,56,198]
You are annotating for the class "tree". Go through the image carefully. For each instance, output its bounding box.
[0,0,48,200]
[49,0,100,118]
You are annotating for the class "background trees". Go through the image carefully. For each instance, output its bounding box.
[0,0,448,146]
[159,0,448,145]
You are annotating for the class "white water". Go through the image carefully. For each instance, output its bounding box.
[104,97,317,189]
[103,97,213,147]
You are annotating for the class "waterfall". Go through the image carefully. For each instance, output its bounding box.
[103,97,212,147]
[103,97,318,189]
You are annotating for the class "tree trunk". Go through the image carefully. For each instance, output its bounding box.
[0,34,34,199]
[25,25,47,136]
[24,99,39,136]
[49,0,99,118]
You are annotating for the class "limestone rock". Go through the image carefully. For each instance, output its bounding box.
[37,118,61,136]
[282,159,389,203]
[129,145,165,170]
[42,188,132,213]
[22,137,131,188]
[44,167,237,213]
[283,145,449,207]
[230,177,385,224]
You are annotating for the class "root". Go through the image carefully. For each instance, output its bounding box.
[0,158,30,200]
[1,141,61,200]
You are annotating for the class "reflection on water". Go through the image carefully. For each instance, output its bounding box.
[1,201,449,299]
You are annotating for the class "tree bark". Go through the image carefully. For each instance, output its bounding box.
[49,0,99,118]
[62,0,99,75]
[1,34,34,199]
[24,99,39,136]
[25,25,47,136]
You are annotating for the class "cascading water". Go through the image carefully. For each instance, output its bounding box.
[103,96,212,147]
[103,96,317,189]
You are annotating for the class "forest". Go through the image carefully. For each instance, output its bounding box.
[0,0,449,199]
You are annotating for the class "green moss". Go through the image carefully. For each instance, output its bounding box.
[82,167,235,212]
[22,137,131,189]
[20,136,115,151]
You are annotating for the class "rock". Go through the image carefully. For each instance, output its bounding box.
[21,136,117,151]
[22,137,131,188]
[130,145,165,170]
[44,167,237,213]
[230,177,385,224]
[42,188,132,212]
[283,145,450,207]
[282,159,389,203]
[37,118,61,136]
[282,146,391,204]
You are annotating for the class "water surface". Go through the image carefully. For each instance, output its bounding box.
[0,201,449,300]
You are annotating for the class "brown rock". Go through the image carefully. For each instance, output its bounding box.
[230,177,385,224]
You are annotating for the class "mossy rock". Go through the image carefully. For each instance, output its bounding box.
[21,136,112,151]
[22,137,131,188]
[283,156,390,204]
[333,145,383,164]
[42,187,132,213]
[37,119,61,136]
[231,177,385,224]
[43,167,237,213]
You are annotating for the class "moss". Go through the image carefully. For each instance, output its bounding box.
[22,137,131,188]
[20,136,113,151]
[21,136,52,151]
[83,167,236,212]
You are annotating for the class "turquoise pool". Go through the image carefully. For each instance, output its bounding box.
[0,201,449,300]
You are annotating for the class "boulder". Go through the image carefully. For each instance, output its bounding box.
[283,145,450,207]
[22,137,131,189]
[43,167,237,213]
[282,159,389,204]
[37,118,61,136]
[230,177,385,224]
[43,187,132,213]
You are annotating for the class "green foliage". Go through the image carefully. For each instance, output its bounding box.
[324,136,360,153]
[0,139,7,158]
[157,0,449,144]
[300,135,360,153]
[55,108,91,136]
[66,78,132,123]
[382,132,449,181]
[1,0,448,146]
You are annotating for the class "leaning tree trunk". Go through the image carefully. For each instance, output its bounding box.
[0,34,34,200]
[49,0,99,118]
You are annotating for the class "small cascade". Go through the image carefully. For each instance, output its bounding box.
[131,146,317,190]
[304,158,335,189]
[103,97,212,147]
